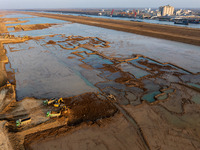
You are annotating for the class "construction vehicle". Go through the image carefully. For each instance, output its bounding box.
[61,106,69,114]
[53,98,64,107]
[43,98,57,105]
[46,111,61,118]
[16,117,31,127]
[108,94,117,102]
[110,9,114,17]
[6,81,11,87]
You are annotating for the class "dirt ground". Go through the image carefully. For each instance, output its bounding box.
[24,114,147,150]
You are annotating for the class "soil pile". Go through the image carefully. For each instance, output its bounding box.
[64,92,117,125]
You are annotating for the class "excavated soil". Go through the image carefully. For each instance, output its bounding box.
[63,92,118,125]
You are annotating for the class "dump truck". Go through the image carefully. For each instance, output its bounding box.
[16,117,31,127]
[46,111,61,118]
[53,98,64,107]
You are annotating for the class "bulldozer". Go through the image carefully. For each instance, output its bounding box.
[46,111,61,118]
[43,98,57,105]
[46,106,70,118]
[16,117,31,127]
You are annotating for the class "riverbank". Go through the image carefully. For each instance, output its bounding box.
[0,15,9,87]
[1,12,200,150]
[11,11,200,46]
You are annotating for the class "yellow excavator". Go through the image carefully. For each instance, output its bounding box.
[53,98,64,107]
[43,97,63,107]
[6,81,11,87]
[46,106,69,118]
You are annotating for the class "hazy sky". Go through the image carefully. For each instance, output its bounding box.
[0,0,200,9]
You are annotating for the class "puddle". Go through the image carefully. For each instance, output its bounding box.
[192,95,200,104]
[96,81,127,91]
[106,71,122,80]
[187,83,200,89]
[129,57,149,69]
[98,70,113,79]
[118,63,150,79]
[142,91,161,102]
[130,57,190,75]
[82,54,113,69]
[156,93,168,100]
[76,47,93,53]
[165,64,190,74]
[162,88,175,94]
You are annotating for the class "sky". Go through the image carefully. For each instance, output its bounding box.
[0,0,200,9]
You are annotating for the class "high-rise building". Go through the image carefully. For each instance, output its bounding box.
[136,10,140,15]
[159,5,174,16]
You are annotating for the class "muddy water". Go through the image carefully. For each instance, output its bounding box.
[4,38,99,100]
[4,13,200,102]
[10,22,200,73]
[117,63,150,79]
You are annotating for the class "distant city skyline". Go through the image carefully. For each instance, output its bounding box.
[0,0,200,9]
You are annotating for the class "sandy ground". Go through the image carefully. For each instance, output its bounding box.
[0,121,13,150]
[26,114,147,150]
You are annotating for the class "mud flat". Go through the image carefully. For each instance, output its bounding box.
[24,114,147,150]
[0,12,200,150]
